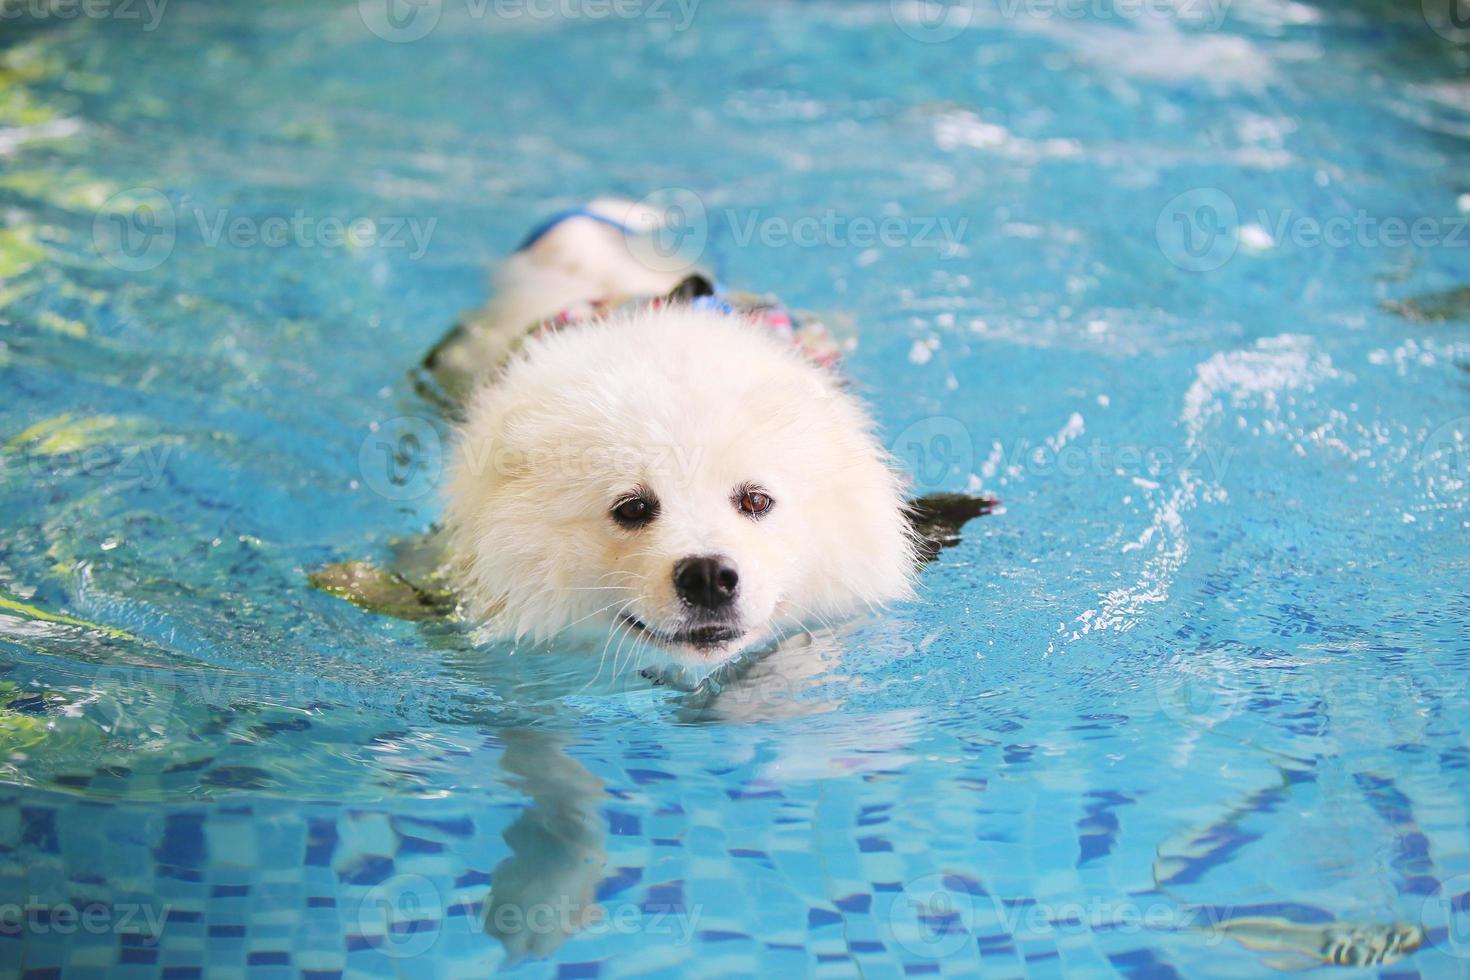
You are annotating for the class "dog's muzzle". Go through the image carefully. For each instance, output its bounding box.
[621,614,742,650]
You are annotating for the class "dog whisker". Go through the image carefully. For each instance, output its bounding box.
[547,597,637,640]
[577,596,642,695]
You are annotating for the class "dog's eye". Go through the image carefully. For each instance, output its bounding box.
[611,492,658,529]
[735,486,774,518]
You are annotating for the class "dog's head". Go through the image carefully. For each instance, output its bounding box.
[445,308,916,666]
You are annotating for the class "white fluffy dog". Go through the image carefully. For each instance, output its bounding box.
[443,200,916,666]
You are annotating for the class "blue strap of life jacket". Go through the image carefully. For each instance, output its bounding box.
[515,207,636,252]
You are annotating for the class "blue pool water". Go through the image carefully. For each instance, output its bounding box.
[2,0,1470,975]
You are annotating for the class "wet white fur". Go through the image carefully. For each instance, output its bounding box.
[444,202,916,665]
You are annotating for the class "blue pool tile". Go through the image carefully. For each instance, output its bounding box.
[154,812,207,869]
[303,817,338,867]
[808,908,843,929]
[641,881,685,913]
[454,869,491,887]
[594,865,641,900]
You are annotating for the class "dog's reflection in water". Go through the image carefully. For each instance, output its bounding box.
[483,728,608,963]
[481,628,913,961]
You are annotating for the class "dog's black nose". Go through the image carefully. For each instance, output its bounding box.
[673,555,739,610]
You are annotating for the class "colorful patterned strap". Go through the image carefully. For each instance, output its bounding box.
[513,209,848,367]
[527,277,846,369]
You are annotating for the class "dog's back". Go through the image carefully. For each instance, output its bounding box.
[457,198,697,370]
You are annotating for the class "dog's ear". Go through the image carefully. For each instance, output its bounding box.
[904,492,998,566]
[666,273,716,303]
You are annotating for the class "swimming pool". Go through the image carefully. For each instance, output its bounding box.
[1,0,1469,974]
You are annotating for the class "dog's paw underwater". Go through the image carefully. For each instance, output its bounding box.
[312,199,997,666]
